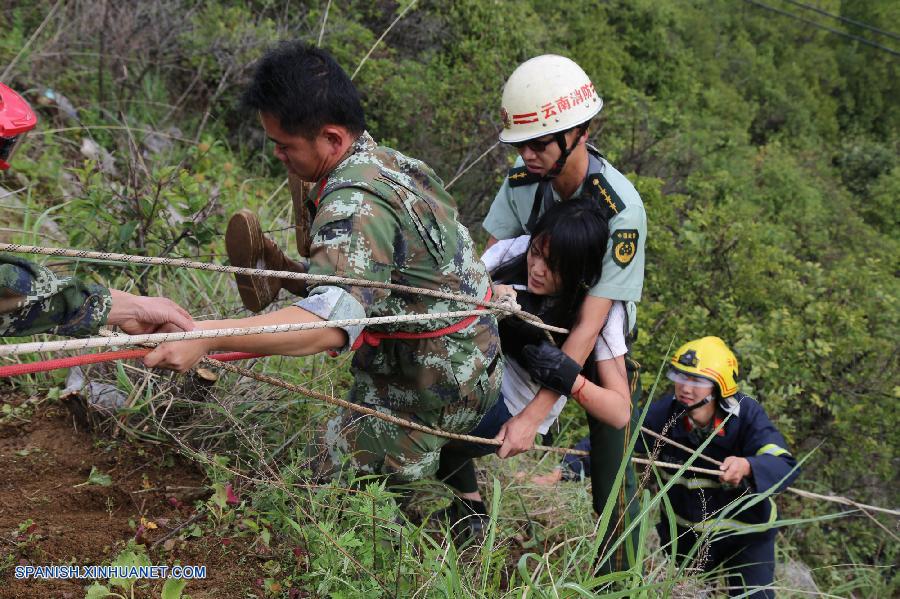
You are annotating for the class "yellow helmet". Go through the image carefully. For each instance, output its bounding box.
[670,336,739,398]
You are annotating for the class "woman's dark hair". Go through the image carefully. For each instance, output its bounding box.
[242,41,367,138]
[492,197,610,331]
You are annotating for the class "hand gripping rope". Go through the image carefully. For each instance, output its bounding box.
[1,243,898,520]
[0,243,567,334]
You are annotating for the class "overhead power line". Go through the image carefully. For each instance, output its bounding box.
[781,0,900,42]
[741,0,900,58]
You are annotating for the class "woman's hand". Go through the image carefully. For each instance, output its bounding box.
[492,284,517,302]
[495,409,542,458]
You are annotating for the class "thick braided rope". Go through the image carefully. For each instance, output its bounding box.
[201,355,716,474]
[640,422,900,518]
[203,356,900,517]
[0,309,490,356]
[0,243,567,334]
[5,246,897,517]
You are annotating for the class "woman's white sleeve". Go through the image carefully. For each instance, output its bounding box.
[594,301,628,360]
[480,235,531,271]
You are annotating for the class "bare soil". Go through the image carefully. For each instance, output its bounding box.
[0,391,268,598]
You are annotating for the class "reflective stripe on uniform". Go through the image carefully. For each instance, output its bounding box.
[756,443,790,457]
[659,469,724,490]
[674,497,778,534]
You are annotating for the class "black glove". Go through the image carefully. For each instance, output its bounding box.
[521,342,582,396]
[498,317,547,363]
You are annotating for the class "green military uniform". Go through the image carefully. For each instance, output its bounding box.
[483,147,646,572]
[484,149,646,313]
[298,132,502,482]
[0,254,112,337]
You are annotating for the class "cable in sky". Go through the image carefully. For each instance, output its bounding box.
[781,0,900,41]
[740,0,900,58]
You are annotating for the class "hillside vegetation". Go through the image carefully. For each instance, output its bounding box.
[2,0,897,596]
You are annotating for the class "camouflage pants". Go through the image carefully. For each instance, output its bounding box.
[308,358,501,483]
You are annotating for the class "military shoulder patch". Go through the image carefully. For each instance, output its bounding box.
[588,173,626,219]
[507,166,540,188]
[612,229,639,268]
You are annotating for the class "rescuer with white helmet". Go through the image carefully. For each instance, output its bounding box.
[497,54,603,179]
[482,55,648,573]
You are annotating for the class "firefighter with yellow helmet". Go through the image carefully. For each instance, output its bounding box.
[636,336,800,598]
[482,55,647,572]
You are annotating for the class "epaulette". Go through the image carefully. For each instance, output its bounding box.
[507,166,540,188]
[587,172,626,219]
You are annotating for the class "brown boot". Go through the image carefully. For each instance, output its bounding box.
[225,209,308,313]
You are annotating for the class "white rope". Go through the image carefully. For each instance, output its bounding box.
[0,309,490,356]
[0,243,567,334]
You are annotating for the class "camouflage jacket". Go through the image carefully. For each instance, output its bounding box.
[295,132,501,419]
[0,254,112,337]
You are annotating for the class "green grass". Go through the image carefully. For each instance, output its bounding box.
[1,3,897,594]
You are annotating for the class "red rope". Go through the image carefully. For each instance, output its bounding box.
[0,350,263,378]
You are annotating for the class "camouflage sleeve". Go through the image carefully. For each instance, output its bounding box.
[0,254,112,337]
[296,187,397,351]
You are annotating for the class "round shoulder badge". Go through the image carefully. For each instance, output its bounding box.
[612,229,639,268]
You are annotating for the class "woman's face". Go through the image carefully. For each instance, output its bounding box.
[526,237,562,295]
[674,377,716,407]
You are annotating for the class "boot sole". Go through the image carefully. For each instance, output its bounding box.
[225,209,273,313]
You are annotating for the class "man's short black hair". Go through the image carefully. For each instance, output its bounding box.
[242,41,367,138]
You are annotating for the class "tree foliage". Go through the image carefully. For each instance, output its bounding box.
[1,0,897,584]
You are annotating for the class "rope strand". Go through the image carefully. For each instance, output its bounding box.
[0,243,566,334]
[3,244,897,518]
[200,356,900,518]
[1,309,494,357]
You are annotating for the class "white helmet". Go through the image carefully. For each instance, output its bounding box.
[499,55,602,143]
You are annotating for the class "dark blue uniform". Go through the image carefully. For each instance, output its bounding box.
[637,393,799,598]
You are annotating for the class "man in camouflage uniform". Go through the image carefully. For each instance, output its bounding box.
[145,42,501,482]
[483,56,647,572]
[0,254,195,338]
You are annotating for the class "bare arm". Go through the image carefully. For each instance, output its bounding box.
[564,295,612,364]
[143,306,347,372]
[486,235,499,249]
[571,355,631,429]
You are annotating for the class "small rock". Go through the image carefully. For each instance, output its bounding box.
[63,367,128,412]
[143,126,182,155]
[39,88,79,121]
[80,138,117,175]
[776,558,819,593]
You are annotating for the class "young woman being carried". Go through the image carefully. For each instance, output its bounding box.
[435,198,631,537]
